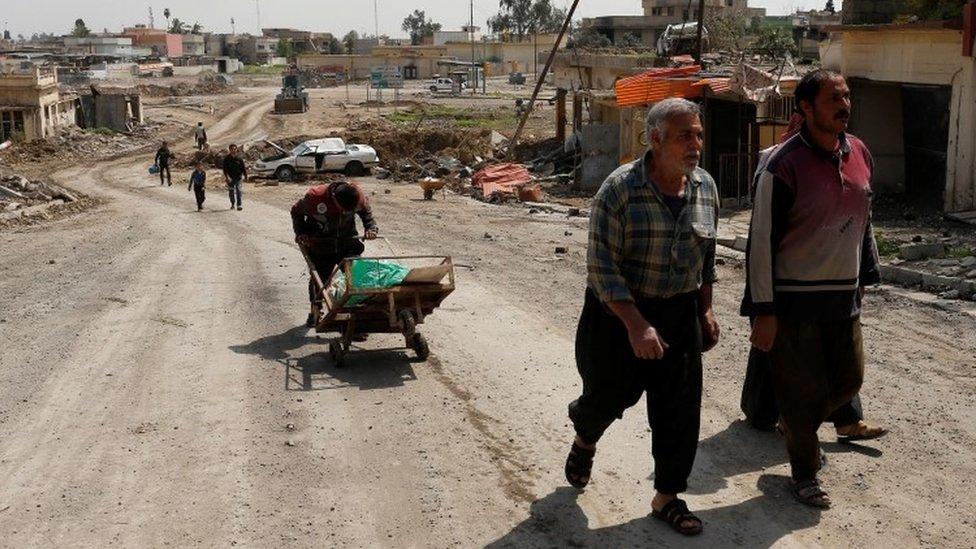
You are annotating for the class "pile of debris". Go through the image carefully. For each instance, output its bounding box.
[138,75,239,97]
[0,124,162,166]
[0,172,85,223]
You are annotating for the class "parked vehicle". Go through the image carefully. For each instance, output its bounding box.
[428,77,457,94]
[254,138,379,181]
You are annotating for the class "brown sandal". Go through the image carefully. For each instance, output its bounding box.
[652,498,703,536]
[791,479,831,508]
[564,441,595,489]
[837,421,888,442]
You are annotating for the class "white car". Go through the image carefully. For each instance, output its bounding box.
[428,77,458,94]
[254,138,379,181]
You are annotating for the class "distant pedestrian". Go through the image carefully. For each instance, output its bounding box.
[194,122,208,151]
[742,69,882,508]
[188,162,207,211]
[565,98,720,537]
[222,144,247,211]
[154,141,173,186]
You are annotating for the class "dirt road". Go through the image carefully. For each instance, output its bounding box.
[1,89,974,548]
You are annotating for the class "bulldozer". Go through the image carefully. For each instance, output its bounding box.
[274,66,309,114]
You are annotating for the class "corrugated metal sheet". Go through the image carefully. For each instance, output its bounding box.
[615,66,703,107]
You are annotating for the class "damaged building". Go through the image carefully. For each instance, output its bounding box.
[0,65,79,142]
[77,85,143,132]
[563,62,800,206]
[822,12,976,215]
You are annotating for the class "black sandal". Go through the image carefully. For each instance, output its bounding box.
[564,441,595,489]
[652,498,703,536]
[790,479,831,508]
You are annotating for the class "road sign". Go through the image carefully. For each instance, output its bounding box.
[370,67,403,89]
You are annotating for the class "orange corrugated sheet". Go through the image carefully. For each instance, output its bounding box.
[615,66,703,107]
[691,77,731,95]
[472,163,533,197]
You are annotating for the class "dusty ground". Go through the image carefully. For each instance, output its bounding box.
[0,87,975,548]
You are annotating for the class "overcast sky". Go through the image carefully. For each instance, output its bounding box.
[1,0,830,38]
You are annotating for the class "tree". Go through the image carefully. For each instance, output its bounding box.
[164,8,171,30]
[191,22,203,35]
[566,22,612,49]
[902,0,967,20]
[705,9,748,52]
[3,30,10,41]
[342,30,359,54]
[276,39,294,58]
[169,18,188,34]
[326,36,343,54]
[401,10,442,45]
[488,0,565,40]
[17,33,25,43]
[71,18,91,38]
[753,27,797,58]
[824,0,836,13]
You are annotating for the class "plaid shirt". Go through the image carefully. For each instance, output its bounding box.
[587,152,719,302]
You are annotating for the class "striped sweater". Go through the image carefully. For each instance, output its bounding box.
[741,128,881,319]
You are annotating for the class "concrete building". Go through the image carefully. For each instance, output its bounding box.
[237,36,280,64]
[0,66,78,141]
[63,36,138,57]
[262,28,333,54]
[551,50,661,89]
[433,27,482,46]
[181,34,206,56]
[583,0,766,47]
[123,27,183,57]
[78,86,143,132]
[351,37,380,55]
[443,34,563,75]
[297,45,450,80]
[821,18,976,213]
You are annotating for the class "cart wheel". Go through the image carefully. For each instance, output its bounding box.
[412,333,430,361]
[398,309,417,339]
[329,339,345,368]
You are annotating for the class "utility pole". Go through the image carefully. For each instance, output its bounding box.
[694,0,706,64]
[231,17,236,35]
[255,0,261,34]
[374,0,379,38]
[470,0,475,94]
[149,7,155,29]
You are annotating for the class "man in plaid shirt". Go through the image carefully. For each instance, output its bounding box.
[564,98,720,537]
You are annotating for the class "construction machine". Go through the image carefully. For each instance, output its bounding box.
[274,66,309,114]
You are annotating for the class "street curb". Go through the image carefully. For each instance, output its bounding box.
[880,264,976,297]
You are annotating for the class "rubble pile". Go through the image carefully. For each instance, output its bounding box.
[0,125,162,165]
[138,75,240,97]
[0,172,84,223]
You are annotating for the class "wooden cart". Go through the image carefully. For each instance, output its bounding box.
[301,247,455,367]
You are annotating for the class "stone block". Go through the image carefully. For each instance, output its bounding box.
[898,242,946,261]
[880,264,923,286]
[921,273,957,290]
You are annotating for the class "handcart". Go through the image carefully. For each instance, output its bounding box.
[300,239,455,367]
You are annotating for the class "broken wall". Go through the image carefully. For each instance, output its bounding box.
[577,124,620,190]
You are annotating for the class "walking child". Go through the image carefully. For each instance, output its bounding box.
[188,163,207,211]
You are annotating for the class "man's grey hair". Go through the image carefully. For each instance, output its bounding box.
[645,98,701,148]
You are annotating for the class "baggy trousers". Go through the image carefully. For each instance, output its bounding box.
[769,317,864,482]
[568,288,703,495]
[741,346,864,430]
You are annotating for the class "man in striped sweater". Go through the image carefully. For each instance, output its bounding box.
[742,70,881,508]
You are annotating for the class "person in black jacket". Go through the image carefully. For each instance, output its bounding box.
[222,143,247,211]
[154,141,173,186]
